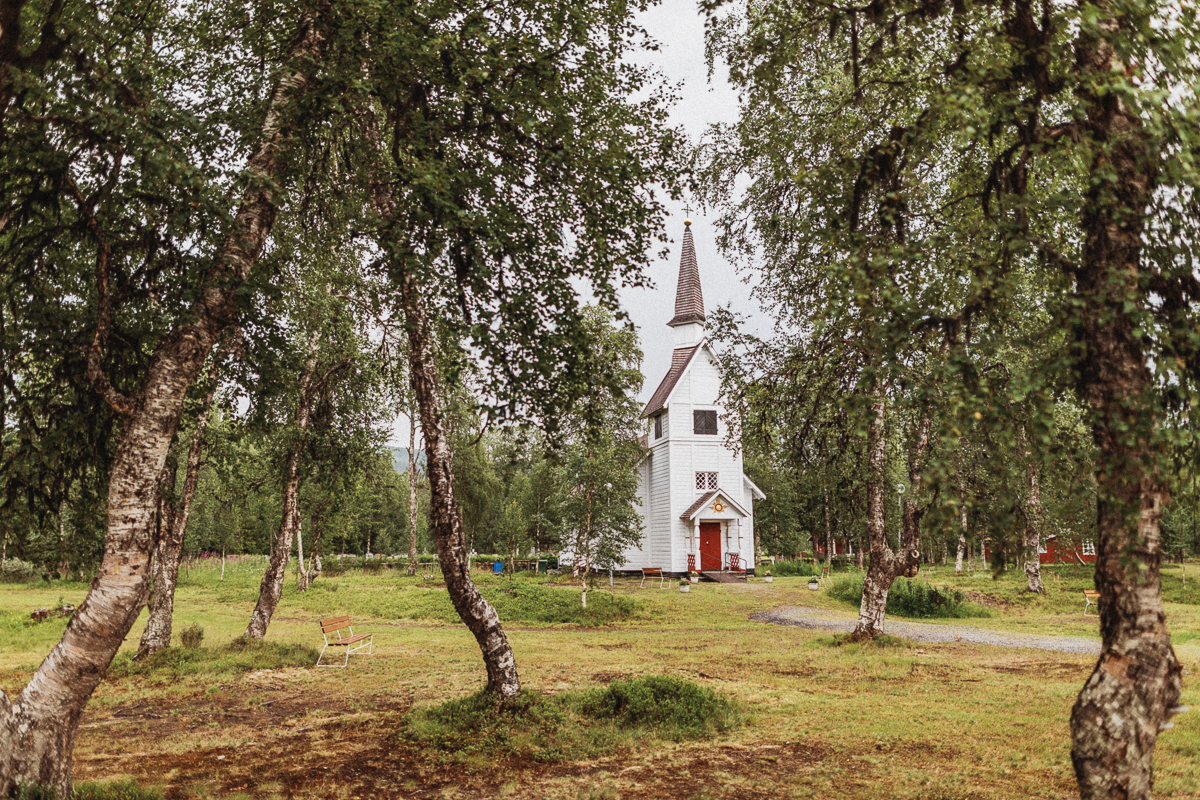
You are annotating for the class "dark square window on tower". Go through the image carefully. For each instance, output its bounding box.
[693,409,717,435]
[654,413,663,439]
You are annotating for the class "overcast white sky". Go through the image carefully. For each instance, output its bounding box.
[387,0,760,446]
[624,0,758,408]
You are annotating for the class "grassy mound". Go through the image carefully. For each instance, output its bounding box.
[402,676,743,765]
[584,674,741,741]
[828,576,994,619]
[109,637,318,682]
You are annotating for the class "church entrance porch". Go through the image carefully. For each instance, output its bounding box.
[699,522,722,571]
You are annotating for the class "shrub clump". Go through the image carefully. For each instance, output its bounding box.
[586,675,741,740]
[179,623,204,649]
[0,558,38,583]
[402,676,742,764]
[768,560,821,578]
[828,576,993,619]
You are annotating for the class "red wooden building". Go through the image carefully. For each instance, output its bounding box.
[983,534,1096,564]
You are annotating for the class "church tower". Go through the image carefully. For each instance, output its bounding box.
[622,218,764,576]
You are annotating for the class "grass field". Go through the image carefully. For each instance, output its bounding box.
[1,560,1198,799]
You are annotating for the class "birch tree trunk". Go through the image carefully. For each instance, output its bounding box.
[1019,426,1045,594]
[245,342,319,638]
[296,519,310,591]
[850,389,927,641]
[357,101,520,698]
[1069,9,1183,796]
[956,477,967,575]
[406,413,419,576]
[824,487,832,567]
[137,354,222,658]
[0,16,325,795]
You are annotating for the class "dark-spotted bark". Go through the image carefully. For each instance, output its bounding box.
[401,279,521,695]
[0,15,325,794]
[955,460,968,575]
[1068,10,1183,797]
[406,412,419,576]
[246,341,319,639]
[137,355,222,658]
[1019,426,1045,595]
[849,389,927,641]
[358,104,520,698]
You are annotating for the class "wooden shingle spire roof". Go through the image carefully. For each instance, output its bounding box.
[667,222,705,327]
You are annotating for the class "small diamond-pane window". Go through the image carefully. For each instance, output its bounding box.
[693,410,717,435]
[696,471,718,491]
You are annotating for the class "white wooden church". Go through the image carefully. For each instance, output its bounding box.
[618,219,764,576]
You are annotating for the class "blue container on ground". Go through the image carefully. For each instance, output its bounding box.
[493,561,503,575]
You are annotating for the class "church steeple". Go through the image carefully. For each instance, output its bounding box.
[667,218,706,347]
[667,219,706,328]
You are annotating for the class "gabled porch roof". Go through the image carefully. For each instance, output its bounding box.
[680,489,752,521]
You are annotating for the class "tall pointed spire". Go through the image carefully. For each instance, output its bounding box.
[668,220,705,327]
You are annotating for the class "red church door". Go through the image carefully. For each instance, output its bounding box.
[699,522,721,571]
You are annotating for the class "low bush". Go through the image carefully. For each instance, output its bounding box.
[585,675,741,741]
[401,676,742,765]
[179,623,204,649]
[0,557,37,583]
[828,576,993,619]
[768,560,821,577]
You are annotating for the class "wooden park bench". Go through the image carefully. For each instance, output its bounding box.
[640,567,665,588]
[1083,590,1101,615]
[817,565,831,588]
[317,616,374,668]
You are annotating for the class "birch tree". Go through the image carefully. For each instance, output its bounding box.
[703,0,1198,794]
[0,3,330,791]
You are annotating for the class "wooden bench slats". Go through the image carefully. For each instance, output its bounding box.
[640,567,665,588]
[317,616,373,667]
[326,633,371,646]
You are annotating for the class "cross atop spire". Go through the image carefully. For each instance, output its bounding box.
[667,221,705,328]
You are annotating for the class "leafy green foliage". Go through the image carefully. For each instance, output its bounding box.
[768,560,821,577]
[828,576,993,620]
[0,558,37,583]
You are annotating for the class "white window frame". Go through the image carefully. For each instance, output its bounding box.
[695,471,718,492]
[1081,541,1096,556]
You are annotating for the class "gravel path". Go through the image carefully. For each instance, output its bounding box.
[752,605,1102,655]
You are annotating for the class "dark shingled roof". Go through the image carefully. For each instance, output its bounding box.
[641,343,701,418]
[667,224,705,327]
[680,490,720,520]
[679,489,751,520]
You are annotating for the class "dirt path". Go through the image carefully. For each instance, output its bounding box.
[752,605,1102,654]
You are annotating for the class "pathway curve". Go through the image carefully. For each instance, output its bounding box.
[752,605,1102,655]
